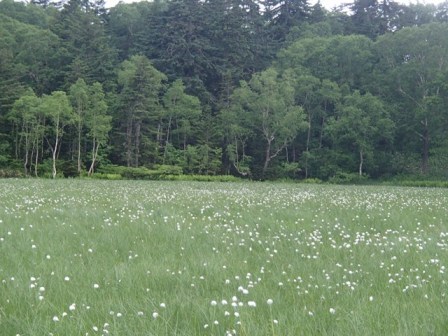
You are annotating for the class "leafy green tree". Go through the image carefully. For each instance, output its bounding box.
[161,79,201,162]
[86,82,110,175]
[326,91,394,176]
[348,0,405,39]
[9,89,42,175]
[277,34,374,91]
[116,55,167,167]
[375,23,448,174]
[40,91,75,178]
[69,78,89,173]
[290,75,341,178]
[230,68,307,177]
[50,0,116,89]
[262,0,311,43]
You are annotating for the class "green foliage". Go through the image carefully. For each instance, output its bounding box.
[328,172,370,184]
[299,177,323,184]
[0,168,23,178]
[98,164,182,180]
[2,0,448,181]
[90,172,122,180]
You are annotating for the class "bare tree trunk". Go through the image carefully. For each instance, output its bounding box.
[163,116,173,162]
[24,131,29,176]
[359,149,363,176]
[305,117,312,178]
[33,139,38,177]
[421,118,429,175]
[135,121,141,167]
[88,139,100,176]
[52,140,58,179]
[263,140,272,176]
[77,120,82,174]
[126,118,133,167]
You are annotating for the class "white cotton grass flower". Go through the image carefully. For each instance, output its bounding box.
[247,301,256,307]
[137,311,144,316]
[267,299,273,305]
[116,312,122,317]
[369,296,374,302]
[329,308,336,314]
[52,316,59,322]
[211,300,217,306]
[152,312,159,319]
[69,303,76,311]
[93,283,100,289]
[64,276,70,281]
[160,302,166,308]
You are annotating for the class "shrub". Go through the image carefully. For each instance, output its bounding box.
[0,169,24,178]
[328,172,369,185]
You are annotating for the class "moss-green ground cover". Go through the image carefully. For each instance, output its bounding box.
[1,180,447,335]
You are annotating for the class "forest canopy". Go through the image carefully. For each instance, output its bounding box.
[2,0,448,180]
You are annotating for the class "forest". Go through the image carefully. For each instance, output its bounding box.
[1,0,448,180]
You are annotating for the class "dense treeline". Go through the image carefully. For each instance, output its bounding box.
[1,0,448,180]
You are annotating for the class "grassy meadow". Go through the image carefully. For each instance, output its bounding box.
[0,179,447,335]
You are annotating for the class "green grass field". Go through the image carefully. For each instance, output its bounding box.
[1,180,447,335]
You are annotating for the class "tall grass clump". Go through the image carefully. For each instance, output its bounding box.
[0,180,447,335]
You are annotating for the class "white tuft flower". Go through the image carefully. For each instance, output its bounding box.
[64,276,70,281]
[52,316,59,322]
[69,303,76,311]
[93,284,99,289]
[267,299,273,305]
[211,300,217,306]
[152,312,159,319]
[329,308,336,314]
[247,301,256,307]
